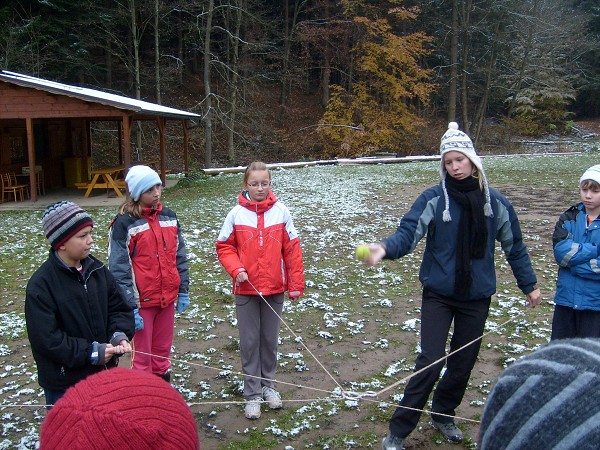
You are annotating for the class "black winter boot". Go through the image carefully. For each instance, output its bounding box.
[157,371,171,383]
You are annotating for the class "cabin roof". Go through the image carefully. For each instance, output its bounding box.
[0,70,201,120]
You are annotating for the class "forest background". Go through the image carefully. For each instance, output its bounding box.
[1,0,599,169]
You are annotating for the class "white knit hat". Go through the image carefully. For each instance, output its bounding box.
[580,164,600,187]
[125,165,161,201]
[439,122,492,222]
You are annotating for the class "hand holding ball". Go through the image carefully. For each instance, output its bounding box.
[355,245,371,261]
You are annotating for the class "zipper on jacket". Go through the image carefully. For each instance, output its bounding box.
[259,230,263,247]
[83,265,101,293]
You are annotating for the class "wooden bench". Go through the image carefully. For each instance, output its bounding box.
[75,180,126,190]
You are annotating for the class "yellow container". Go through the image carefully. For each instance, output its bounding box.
[63,157,89,188]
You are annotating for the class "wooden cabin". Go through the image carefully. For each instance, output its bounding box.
[0,71,201,201]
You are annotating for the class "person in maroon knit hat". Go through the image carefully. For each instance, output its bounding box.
[39,367,200,449]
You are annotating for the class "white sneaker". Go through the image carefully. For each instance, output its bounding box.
[244,397,261,419]
[262,386,283,409]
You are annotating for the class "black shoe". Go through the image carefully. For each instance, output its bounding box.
[157,371,171,383]
[431,419,463,443]
[381,433,404,450]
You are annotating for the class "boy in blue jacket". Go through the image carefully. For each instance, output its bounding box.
[551,164,600,339]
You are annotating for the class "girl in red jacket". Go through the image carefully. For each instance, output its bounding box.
[108,165,190,383]
[216,161,305,419]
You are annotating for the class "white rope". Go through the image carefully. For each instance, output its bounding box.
[1,306,522,427]
[245,280,347,394]
[376,315,519,397]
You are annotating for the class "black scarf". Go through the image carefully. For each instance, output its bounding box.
[445,175,488,296]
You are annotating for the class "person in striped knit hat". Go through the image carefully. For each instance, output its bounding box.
[26,201,135,408]
[479,338,600,449]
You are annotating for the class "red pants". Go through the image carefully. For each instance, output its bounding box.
[132,302,175,375]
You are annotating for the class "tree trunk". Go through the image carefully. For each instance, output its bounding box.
[105,37,112,88]
[320,57,331,109]
[130,0,141,100]
[278,0,291,127]
[204,0,214,168]
[129,0,142,158]
[448,0,459,123]
[320,0,331,110]
[227,0,243,163]
[507,0,539,117]
[177,10,183,85]
[473,21,501,146]
[155,0,161,104]
[460,0,472,134]
[278,0,305,126]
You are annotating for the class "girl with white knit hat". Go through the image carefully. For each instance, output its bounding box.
[359,122,542,449]
[108,165,190,383]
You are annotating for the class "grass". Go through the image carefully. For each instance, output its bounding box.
[0,152,598,449]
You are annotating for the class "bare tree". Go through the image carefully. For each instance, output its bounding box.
[224,0,244,163]
[448,0,459,123]
[279,0,308,126]
[155,0,161,104]
[203,0,214,168]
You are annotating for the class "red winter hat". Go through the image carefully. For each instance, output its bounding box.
[40,368,200,450]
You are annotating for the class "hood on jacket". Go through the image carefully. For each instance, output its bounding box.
[238,191,278,213]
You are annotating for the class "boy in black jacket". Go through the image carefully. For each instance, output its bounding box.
[25,201,135,408]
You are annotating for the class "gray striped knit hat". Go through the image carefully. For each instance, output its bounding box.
[42,201,94,250]
[479,338,600,450]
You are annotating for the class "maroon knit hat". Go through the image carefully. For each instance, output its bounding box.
[40,368,200,450]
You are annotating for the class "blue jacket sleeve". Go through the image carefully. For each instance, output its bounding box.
[381,187,438,260]
[553,206,600,280]
[175,216,190,293]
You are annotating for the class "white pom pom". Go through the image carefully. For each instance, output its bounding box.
[448,122,459,130]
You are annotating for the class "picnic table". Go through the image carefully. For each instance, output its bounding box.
[77,165,126,198]
[75,161,164,198]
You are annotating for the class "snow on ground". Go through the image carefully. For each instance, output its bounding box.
[0,152,597,448]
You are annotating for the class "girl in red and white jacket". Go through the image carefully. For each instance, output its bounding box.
[108,165,189,383]
[216,161,304,420]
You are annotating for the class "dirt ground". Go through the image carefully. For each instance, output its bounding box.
[2,145,593,449]
[180,180,568,450]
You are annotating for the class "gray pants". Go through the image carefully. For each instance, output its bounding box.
[235,293,284,399]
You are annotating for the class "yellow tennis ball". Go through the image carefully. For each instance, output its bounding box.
[355,244,371,260]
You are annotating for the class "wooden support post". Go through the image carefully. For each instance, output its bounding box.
[25,118,37,202]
